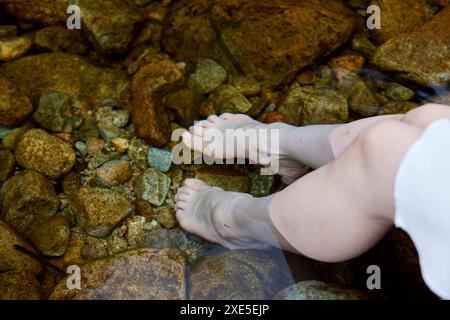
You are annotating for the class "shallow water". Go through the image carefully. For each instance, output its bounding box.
[0,0,448,300]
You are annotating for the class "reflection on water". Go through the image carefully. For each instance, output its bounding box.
[0,0,449,300]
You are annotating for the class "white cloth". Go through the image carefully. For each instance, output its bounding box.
[394,119,450,299]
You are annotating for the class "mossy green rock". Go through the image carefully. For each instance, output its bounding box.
[189,249,293,299]
[75,187,134,238]
[372,6,450,87]
[0,170,59,237]
[273,280,367,300]
[0,220,43,274]
[15,129,76,179]
[0,53,130,114]
[0,270,43,300]
[50,248,187,300]
[134,168,171,206]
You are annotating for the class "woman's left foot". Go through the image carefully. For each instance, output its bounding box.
[174,178,267,249]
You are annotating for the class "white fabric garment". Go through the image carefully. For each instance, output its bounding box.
[394,119,450,299]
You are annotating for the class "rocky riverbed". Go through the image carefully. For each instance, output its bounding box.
[1,0,449,300]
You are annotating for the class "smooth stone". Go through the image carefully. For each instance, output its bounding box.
[147,147,172,172]
[134,168,171,206]
[186,58,227,94]
[50,248,187,300]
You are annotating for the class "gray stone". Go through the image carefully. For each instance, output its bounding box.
[273,280,367,300]
[134,168,171,206]
[187,58,227,94]
[209,85,252,114]
[32,91,78,133]
[147,147,172,172]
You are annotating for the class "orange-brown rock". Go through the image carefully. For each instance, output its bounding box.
[131,57,184,147]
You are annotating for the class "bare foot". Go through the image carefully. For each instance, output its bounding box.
[175,178,268,249]
[182,113,308,179]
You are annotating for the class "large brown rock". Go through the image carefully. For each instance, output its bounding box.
[75,187,134,237]
[0,53,130,115]
[189,249,293,299]
[372,6,450,87]
[0,74,33,127]
[0,0,67,26]
[131,57,184,147]
[0,170,59,237]
[0,220,43,274]
[15,129,76,179]
[369,0,434,44]
[50,248,186,300]
[163,0,356,89]
[71,0,142,54]
[0,270,44,300]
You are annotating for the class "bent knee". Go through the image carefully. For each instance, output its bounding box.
[402,103,450,127]
[357,120,422,173]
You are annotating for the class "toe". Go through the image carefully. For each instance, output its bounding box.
[207,115,221,123]
[184,178,207,190]
[219,113,233,120]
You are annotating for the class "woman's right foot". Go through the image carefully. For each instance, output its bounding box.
[182,113,309,180]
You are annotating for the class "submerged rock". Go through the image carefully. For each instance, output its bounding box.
[0,270,43,300]
[372,6,450,87]
[71,0,142,54]
[0,36,32,61]
[0,74,33,127]
[34,26,88,54]
[29,216,70,257]
[32,91,79,133]
[163,0,356,89]
[337,75,380,117]
[0,150,15,182]
[97,160,133,186]
[195,169,249,193]
[132,57,184,147]
[0,220,43,274]
[134,168,171,206]
[273,280,367,300]
[186,58,227,94]
[369,0,433,44]
[0,0,67,26]
[96,106,130,128]
[0,53,130,114]
[75,187,134,238]
[278,87,349,125]
[164,88,203,127]
[209,85,252,114]
[50,248,186,300]
[189,249,293,299]
[15,129,76,179]
[147,147,172,173]
[0,170,59,237]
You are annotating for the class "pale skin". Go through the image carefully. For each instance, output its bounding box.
[175,103,450,263]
